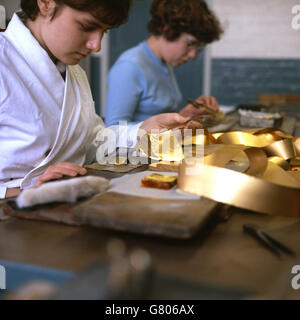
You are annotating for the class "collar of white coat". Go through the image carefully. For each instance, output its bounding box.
[4,13,66,102]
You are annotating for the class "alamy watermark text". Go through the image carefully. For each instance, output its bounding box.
[292,5,300,30]
[0,265,6,290]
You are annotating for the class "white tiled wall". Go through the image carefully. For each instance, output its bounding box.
[211,0,300,58]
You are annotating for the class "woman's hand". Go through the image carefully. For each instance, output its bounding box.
[35,162,87,187]
[138,113,203,136]
[179,96,219,117]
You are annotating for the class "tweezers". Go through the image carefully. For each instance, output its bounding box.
[186,98,216,115]
[243,224,296,259]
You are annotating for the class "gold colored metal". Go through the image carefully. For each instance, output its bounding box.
[141,127,300,217]
[263,138,296,160]
[294,137,300,156]
[143,174,177,183]
[268,157,290,171]
[262,162,300,188]
[178,161,300,217]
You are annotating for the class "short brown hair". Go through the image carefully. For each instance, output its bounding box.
[20,0,133,27]
[148,0,223,44]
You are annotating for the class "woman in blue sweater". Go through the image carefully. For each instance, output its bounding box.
[105,0,223,127]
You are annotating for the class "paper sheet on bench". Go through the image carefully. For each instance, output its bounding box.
[109,171,201,200]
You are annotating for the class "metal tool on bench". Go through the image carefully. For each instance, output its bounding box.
[243,224,296,259]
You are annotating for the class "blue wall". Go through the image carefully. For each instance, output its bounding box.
[109,0,152,65]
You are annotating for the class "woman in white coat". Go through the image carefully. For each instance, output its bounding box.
[0,0,201,199]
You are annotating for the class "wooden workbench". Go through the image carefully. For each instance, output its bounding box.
[0,111,299,299]
[1,183,300,299]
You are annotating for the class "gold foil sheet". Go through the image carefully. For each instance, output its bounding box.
[143,174,177,183]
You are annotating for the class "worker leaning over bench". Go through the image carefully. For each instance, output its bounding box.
[0,0,202,199]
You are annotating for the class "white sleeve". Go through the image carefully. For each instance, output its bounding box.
[0,186,6,199]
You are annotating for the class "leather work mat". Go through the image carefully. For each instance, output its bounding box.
[3,192,219,239]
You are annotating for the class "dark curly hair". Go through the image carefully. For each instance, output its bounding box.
[20,0,133,27]
[148,0,223,44]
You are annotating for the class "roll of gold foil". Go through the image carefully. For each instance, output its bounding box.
[140,127,300,217]
[262,161,300,188]
[268,157,290,170]
[263,138,296,160]
[294,137,300,156]
[178,161,300,217]
[244,148,268,177]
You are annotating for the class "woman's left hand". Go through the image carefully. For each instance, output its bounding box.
[180,96,219,117]
[35,162,87,187]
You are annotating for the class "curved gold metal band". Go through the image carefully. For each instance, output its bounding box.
[178,161,300,217]
[138,127,300,217]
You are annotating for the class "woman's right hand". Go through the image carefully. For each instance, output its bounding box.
[35,162,87,187]
[139,113,203,134]
[180,96,219,117]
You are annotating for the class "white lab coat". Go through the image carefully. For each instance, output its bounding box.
[0,13,140,198]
